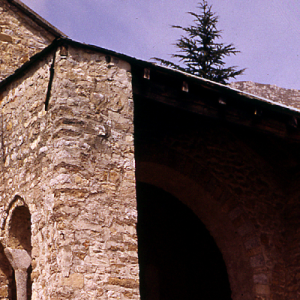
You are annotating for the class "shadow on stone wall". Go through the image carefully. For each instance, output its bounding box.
[0,242,15,299]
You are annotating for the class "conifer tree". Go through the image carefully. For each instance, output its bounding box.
[154,0,245,84]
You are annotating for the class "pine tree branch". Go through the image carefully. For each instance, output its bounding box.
[153,0,246,83]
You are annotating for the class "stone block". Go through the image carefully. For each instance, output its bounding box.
[4,248,31,270]
[62,273,84,289]
[0,32,12,42]
[255,284,270,295]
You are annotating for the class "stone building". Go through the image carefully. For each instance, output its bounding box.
[1,1,300,299]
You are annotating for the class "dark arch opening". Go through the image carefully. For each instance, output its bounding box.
[9,206,31,253]
[8,205,32,300]
[137,182,232,300]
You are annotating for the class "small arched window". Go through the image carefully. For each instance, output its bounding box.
[4,200,32,300]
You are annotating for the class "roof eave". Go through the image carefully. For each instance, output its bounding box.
[1,37,300,122]
[7,0,67,38]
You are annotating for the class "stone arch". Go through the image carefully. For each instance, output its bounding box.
[1,197,28,238]
[136,161,256,300]
[137,181,232,300]
[1,196,32,300]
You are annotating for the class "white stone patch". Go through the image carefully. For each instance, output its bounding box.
[110,129,123,140]
[54,149,72,161]
[26,172,35,183]
[91,93,104,103]
[49,174,71,187]
[24,115,37,128]
[122,158,135,170]
[73,218,103,232]
[95,124,106,136]
[44,193,55,211]
[125,134,133,142]
[61,205,79,216]
[11,151,18,161]
[81,143,91,150]
[38,110,46,118]
[4,155,10,167]
[39,146,48,154]
[84,278,98,291]
[54,139,78,148]
[31,212,41,224]
[17,136,24,146]
[125,208,137,219]
[57,247,73,277]
[30,136,41,150]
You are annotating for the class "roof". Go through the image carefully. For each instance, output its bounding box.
[230,81,300,110]
[7,0,66,38]
[144,63,300,116]
[55,39,300,116]
[1,37,300,140]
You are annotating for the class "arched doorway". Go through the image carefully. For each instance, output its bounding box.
[2,199,32,300]
[8,204,32,300]
[137,182,232,300]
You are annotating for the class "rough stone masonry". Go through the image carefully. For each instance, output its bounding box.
[0,0,58,82]
[3,1,300,300]
[0,44,139,299]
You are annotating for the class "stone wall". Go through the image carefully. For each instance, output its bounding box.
[283,169,300,298]
[230,81,300,110]
[0,11,299,297]
[0,52,53,299]
[228,82,300,299]
[0,44,138,300]
[0,0,56,81]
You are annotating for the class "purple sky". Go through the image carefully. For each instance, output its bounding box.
[22,0,300,90]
